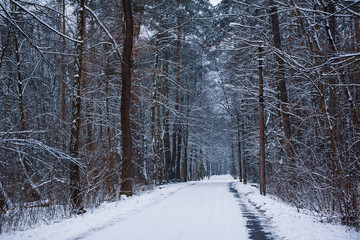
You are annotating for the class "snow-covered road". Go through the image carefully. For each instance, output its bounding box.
[80,176,250,240]
[3,175,358,240]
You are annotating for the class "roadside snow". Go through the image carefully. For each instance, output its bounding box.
[0,183,187,240]
[234,181,360,240]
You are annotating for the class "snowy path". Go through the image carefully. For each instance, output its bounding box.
[76,176,250,240]
[3,175,358,240]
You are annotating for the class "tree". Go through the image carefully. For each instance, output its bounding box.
[120,0,134,197]
[69,0,87,214]
[268,0,294,163]
[258,46,266,196]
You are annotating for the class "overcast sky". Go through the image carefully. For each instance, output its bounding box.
[210,0,221,6]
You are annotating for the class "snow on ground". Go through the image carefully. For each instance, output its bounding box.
[0,183,188,240]
[1,175,359,240]
[2,175,248,240]
[234,181,360,240]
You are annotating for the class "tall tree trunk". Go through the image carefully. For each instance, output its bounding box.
[171,125,177,181]
[151,33,160,184]
[172,14,182,181]
[162,54,171,182]
[120,0,134,197]
[195,148,200,181]
[182,94,190,182]
[156,93,164,185]
[69,0,87,213]
[176,114,182,181]
[241,103,247,184]
[231,140,236,178]
[237,113,242,182]
[151,106,157,184]
[61,0,67,149]
[85,16,95,151]
[105,71,115,198]
[269,0,294,162]
[14,29,24,132]
[258,46,266,196]
[131,4,144,182]
[351,6,360,222]
[189,146,194,180]
[199,148,204,179]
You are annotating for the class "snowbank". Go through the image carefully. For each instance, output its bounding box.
[235,182,360,240]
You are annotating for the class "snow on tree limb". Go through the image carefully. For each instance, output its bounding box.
[8,0,82,44]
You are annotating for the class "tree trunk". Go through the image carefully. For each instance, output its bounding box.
[61,0,67,149]
[151,37,159,184]
[171,125,177,181]
[258,46,266,196]
[176,116,182,181]
[269,0,294,162]
[156,100,164,185]
[131,4,145,182]
[189,146,194,180]
[182,94,190,182]
[242,110,247,184]
[199,149,204,179]
[105,72,115,199]
[231,141,236,178]
[120,0,134,197]
[237,114,242,182]
[162,54,171,182]
[14,28,25,132]
[69,0,87,213]
[172,14,182,182]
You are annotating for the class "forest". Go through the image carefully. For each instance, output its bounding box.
[0,0,359,233]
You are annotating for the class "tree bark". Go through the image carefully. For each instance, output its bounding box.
[131,4,145,182]
[105,71,116,199]
[269,0,294,162]
[241,100,247,184]
[258,46,266,196]
[151,38,159,184]
[162,54,171,182]
[14,27,24,132]
[69,0,87,213]
[182,93,190,182]
[176,116,182,181]
[172,14,182,181]
[171,125,177,181]
[120,0,134,197]
[156,98,164,185]
[237,114,242,182]
[61,0,67,149]
[242,128,247,184]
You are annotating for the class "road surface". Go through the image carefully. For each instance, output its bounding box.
[77,176,273,240]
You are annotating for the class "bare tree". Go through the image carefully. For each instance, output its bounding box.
[258,46,266,196]
[69,0,87,214]
[120,0,134,197]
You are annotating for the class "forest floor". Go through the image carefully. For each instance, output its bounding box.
[1,175,359,240]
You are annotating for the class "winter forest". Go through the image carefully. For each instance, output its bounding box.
[0,0,359,235]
